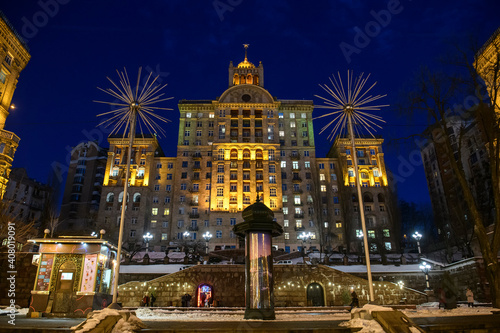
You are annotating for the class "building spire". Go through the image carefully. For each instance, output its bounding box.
[243,44,249,61]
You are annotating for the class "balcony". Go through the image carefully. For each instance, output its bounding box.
[290,153,301,160]
[187,226,199,231]
[189,201,199,206]
[292,177,302,182]
[294,202,303,206]
[188,213,200,218]
[294,213,304,218]
[294,226,305,231]
[292,189,303,194]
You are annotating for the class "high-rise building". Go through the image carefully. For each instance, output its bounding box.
[58,141,108,234]
[420,115,492,246]
[474,26,500,112]
[328,137,397,253]
[96,48,397,254]
[0,11,31,198]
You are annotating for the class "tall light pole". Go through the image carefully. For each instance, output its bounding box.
[203,231,212,254]
[357,231,364,260]
[183,231,190,240]
[412,231,422,256]
[95,68,172,309]
[419,261,431,291]
[143,232,153,253]
[299,231,313,263]
[315,71,387,303]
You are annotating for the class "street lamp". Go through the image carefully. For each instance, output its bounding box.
[203,231,212,254]
[143,232,153,253]
[298,232,313,263]
[91,231,97,238]
[412,232,422,256]
[357,231,364,262]
[419,261,431,291]
[183,231,190,240]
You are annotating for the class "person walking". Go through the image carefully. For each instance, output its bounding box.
[349,290,359,311]
[150,293,156,307]
[186,293,192,307]
[466,288,474,308]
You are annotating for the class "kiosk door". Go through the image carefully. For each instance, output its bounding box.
[52,262,76,313]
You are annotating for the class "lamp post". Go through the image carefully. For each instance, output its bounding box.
[412,232,422,256]
[419,261,431,291]
[298,232,313,263]
[357,231,364,262]
[143,232,153,253]
[183,231,190,240]
[203,231,212,254]
[91,231,97,238]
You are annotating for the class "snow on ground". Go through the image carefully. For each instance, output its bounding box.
[120,264,192,274]
[135,308,350,321]
[339,318,385,333]
[404,303,495,317]
[329,264,424,273]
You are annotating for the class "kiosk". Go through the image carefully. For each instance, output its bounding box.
[27,230,119,317]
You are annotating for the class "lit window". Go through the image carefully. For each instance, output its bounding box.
[336,222,342,228]
[186,112,191,118]
[284,233,290,240]
[320,174,325,181]
[368,230,375,238]
[320,185,326,192]
[152,208,158,216]
[385,242,392,250]
[324,222,328,228]
[284,220,289,227]
[279,130,285,137]
[348,170,354,177]
[383,229,390,237]
[373,169,380,177]
[283,207,288,215]
[164,208,170,215]
[282,195,288,203]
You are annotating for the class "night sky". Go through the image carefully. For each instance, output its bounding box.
[2,0,500,205]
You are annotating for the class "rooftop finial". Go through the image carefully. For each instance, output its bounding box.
[243,44,249,61]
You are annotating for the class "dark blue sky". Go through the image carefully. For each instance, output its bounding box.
[2,0,499,204]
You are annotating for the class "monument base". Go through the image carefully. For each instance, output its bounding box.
[244,308,276,320]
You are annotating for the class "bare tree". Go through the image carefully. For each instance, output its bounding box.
[405,38,500,307]
[0,200,36,250]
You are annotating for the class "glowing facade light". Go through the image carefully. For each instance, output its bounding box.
[419,262,432,291]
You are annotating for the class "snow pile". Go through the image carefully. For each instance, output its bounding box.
[72,308,120,333]
[112,313,146,333]
[339,318,385,332]
[406,304,494,317]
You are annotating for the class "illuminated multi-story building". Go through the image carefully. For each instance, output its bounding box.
[474,26,500,112]
[0,11,30,198]
[58,141,108,234]
[328,137,397,253]
[96,48,397,254]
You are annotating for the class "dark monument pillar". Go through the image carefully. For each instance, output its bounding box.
[233,199,283,320]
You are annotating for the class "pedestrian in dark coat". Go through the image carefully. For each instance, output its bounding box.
[350,290,359,311]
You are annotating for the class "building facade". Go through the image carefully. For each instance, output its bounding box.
[59,141,108,233]
[329,137,397,253]
[3,168,52,228]
[96,50,397,254]
[0,11,30,198]
[420,115,492,249]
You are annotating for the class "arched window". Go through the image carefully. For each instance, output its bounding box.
[363,192,373,202]
[106,193,114,203]
[254,75,259,85]
[218,149,224,160]
[230,149,238,159]
[243,149,251,159]
[118,192,129,203]
[377,193,385,202]
[133,193,141,203]
[240,75,246,84]
[233,74,239,85]
[255,149,263,159]
[247,74,252,84]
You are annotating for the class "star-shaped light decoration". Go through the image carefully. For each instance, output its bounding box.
[314,71,388,140]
